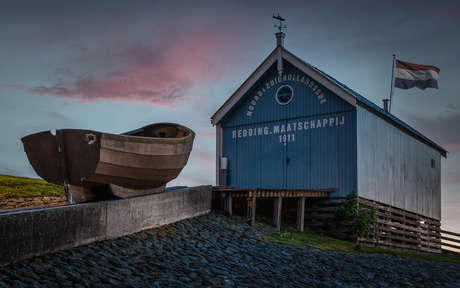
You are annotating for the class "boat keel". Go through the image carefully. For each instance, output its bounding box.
[109,183,166,199]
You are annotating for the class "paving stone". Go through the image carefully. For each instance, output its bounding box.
[1,212,460,287]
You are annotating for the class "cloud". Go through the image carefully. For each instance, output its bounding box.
[1,0,258,108]
[406,108,460,152]
[29,69,195,107]
[11,10,247,108]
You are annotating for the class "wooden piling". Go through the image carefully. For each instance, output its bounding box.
[297,197,305,232]
[224,193,233,216]
[273,196,282,230]
[247,196,256,226]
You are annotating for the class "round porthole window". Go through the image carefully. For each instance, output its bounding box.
[275,85,294,105]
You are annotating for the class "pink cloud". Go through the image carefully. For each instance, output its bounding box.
[29,70,195,107]
[3,1,259,109]
[24,22,245,107]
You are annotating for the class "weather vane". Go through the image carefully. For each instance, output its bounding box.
[273,13,286,33]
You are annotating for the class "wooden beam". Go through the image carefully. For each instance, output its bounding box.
[273,196,282,231]
[224,192,233,216]
[246,196,256,226]
[297,197,305,232]
[442,230,460,238]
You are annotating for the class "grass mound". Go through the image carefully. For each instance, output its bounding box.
[0,174,64,199]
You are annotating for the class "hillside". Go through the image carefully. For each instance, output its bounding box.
[0,174,64,199]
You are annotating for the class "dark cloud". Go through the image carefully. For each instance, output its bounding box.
[406,107,460,151]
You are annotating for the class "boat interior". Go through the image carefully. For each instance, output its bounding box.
[122,123,189,139]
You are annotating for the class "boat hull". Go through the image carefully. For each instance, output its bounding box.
[21,123,195,203]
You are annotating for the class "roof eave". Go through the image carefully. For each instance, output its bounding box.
[211,46,360,125]
[281,49,357,107]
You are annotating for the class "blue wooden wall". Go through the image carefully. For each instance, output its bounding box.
[221,61,357,197]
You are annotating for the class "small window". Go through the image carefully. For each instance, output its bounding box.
[431,158,435,168]
[275,85,294,105]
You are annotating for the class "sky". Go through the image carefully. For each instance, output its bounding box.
[1,0,460,232]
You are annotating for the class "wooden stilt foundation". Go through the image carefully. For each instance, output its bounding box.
[212,187,331,230]
[297,197,305,232]
[273,196,282,231]
[247,196,256,226]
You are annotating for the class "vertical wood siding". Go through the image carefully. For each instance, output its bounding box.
[357,106,441,220]
[221,62,353,127]
[222,112,357,196]
[221,61,357,197]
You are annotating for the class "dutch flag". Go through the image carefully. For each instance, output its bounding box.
[394,59,440,90]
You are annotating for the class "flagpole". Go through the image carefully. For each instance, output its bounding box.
[389,54,396,113]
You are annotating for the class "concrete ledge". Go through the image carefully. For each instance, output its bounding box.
[0,185,212,266]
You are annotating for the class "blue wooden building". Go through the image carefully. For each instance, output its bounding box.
[211,33,447,253]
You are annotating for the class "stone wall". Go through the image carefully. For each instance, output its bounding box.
[0,185,212,266]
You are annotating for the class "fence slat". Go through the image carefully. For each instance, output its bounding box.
[441,230,460,238]
[441,235,460,244]
[440,230,460,254]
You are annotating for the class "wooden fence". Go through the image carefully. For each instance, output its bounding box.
[441,230,460,255]
[304,197,443,254]
[358,198,441,254]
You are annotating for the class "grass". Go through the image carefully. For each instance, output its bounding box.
[2,174,459,264]
[0,174,65,199]
[263,227,460,264]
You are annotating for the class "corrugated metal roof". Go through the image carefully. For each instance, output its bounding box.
[303,59,447,157]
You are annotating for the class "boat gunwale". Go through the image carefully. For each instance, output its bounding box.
[102,122,195,144]
[101,132,195,144]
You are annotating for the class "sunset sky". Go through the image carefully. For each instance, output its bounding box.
[1,0,459,232]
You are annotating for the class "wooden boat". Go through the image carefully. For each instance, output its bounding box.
[21,123,195,204]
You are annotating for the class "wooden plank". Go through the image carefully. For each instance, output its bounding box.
[376,212,418,226]
[376,219,421,233]
[297,197,305,232]
[273,196,282,231]
[229,192,249,198]
[421,241,442,249]
[420,235,441,243]
[441,230,460,238]
[421,230,442,238]
[224,192,233,216]
[316,199,345,205]
[427,243,442,249]
[441,242,460,249]
[248,190,329,198]
[441,236,460,244]
[374,228,421,244]
[305,214,334,219]
[421,225,442,233]
[306,207,336,212]
[246,196,256,226]
[361,198,417,217]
